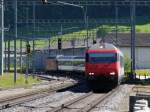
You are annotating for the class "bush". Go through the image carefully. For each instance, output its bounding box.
[124,55,131,73]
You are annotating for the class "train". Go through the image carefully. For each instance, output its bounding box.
[85,43,124,88]
[45,55,85,73]
[57,55,85,72]
[45,43,124,88]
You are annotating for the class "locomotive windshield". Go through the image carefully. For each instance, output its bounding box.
[86,52,117,63]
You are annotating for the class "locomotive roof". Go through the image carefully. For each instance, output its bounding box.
[88,43,124,56]
[88,43,118,50]
[57,55,84,59]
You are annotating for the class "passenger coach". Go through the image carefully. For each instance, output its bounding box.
[57,55,85,72]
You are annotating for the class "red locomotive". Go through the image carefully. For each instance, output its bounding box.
[85,43,124,88]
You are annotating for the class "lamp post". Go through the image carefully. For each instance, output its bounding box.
[56,1,89,47]
[130,0,136,77]
[14,0,17,83]
[41,0,89,47]
[0,0,4,75]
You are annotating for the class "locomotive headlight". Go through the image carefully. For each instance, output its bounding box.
[110,72,115,75]
[89,73,94,75]
[99,46,103,48]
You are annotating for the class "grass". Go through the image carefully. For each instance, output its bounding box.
[5,16,150,49]
[125,69,150,76]
[135,69,150,76]
[6,39,50,49]
[0,73,41,89]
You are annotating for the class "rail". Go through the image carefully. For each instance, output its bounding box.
[0,79,77,110]
[49,86,121,112]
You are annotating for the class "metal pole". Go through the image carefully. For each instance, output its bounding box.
[4,41,6,72]
[92,30,95,44]
[32,2,35,74]
[26,8,29,36]
[32,39,35,73]
[83,6,88,47]
[130,0,136,75]
[25,41,29,83]
[14,0,17,83]
[130,2,133,74]
[0,0,4,75]
[86,16,89,47]
[26,8,29,78]
[60,24,63,54]
[49,39,50,55]
[115,3,118,46]
[7,39,10,72]
[20,38,22,73]
[27,41,29,69]
[72,39,75,56]
[61,24,63,37]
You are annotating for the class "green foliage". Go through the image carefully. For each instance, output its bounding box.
[96,26,108,40]
[6,17,150,49]
[124,55,131,73]
[136,69,150,76]
[0,73,41,88]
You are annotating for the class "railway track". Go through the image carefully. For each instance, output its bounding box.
[0,73,134,112]
[1,82,89,112]
[1,84,134,112]
[48,86,120,112]
[132,85,150,95]
[0,75,78,110]
[130,85,150,112]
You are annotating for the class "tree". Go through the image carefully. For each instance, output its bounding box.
[124,55,131,73]
[96,26,108,43]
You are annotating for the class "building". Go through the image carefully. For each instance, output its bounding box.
[105,33,150,69]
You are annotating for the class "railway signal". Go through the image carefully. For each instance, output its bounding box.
[58,38,62,50]
[93,40,97,44]
[26,44,31,54]
[41,0,48,4]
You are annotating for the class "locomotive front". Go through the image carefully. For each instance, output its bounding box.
[85,43,124,87]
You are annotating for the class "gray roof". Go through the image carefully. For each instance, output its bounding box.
[104,33,150,47]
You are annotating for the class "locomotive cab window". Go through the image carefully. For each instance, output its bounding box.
[88,52,117,64]
[86,53,89,62]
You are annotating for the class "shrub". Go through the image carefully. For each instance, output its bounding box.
[124,55,131,73]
